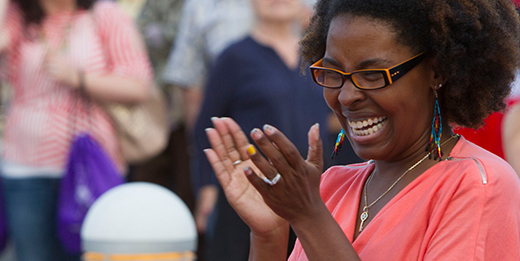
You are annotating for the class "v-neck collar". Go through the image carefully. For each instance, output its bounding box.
[351,136,464,245]
[247,36,300,72]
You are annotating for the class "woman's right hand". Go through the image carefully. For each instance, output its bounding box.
[204,117,288,237]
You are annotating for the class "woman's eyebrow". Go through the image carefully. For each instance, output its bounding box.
[321,57,393,71]
[356,58,392,69]
[321,57,343,69]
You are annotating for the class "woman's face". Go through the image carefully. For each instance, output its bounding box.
[252,0,302,23]
[323,14,437,162]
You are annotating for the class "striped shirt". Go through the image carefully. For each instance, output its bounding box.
[0,1,153,175]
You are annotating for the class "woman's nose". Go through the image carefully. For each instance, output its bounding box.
[337,79,366,108]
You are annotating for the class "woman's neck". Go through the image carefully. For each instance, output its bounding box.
[251,20,294,44]
[251,21,300,69]
[373,127,458,180]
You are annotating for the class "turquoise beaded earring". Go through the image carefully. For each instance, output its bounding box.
[426,87,443,160]
[331,129,346,159]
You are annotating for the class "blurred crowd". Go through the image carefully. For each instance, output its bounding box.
[0,0,519,260]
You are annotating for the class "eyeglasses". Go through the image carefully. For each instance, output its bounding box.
[309,52,426,90]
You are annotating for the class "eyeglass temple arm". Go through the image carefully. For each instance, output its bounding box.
[388,53,426,83]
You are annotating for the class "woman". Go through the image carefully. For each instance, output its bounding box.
[0,0,152,259]
[203,0,520,260]
[192,0,330,259]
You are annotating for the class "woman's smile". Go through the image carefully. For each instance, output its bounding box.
[348,116,387,136]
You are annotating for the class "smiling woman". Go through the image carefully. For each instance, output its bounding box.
[203,0,520,260]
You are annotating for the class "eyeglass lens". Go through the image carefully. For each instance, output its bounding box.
[314,70,386,89]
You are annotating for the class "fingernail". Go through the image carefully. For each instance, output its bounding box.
[205,128,211,132]
[250,128,262,139]
[315,123,320,129]
[247,145,256,155]
[263,124,274,135]
[211,117,218,122]
[244,166,252,176]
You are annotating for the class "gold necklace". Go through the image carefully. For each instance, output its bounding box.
[358,134,459,232]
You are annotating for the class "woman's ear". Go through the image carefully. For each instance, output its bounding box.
[428,56,446,90]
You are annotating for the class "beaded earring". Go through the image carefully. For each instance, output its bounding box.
[426,87,443,161]
[331,129,346,159]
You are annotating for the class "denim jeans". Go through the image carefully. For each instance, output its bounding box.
[1,177,80,261]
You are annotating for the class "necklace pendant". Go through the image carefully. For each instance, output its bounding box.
[359,209,369,232]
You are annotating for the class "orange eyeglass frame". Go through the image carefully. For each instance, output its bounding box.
[309,52,427,90]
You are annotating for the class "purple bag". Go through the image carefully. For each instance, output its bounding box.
[57,134,124,254]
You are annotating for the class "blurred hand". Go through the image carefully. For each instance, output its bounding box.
[43,50,78,88]
[0,31,9,52]
[194,185,218,233]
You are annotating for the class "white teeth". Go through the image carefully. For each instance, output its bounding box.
[348,116,387,136]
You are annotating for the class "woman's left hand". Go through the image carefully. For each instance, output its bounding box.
[246,123,325,225]
[43,50,78,88]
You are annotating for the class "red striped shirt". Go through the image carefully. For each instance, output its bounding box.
[1,2,153,173]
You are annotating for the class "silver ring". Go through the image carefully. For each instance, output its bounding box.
[262,173,281,186]
[233,160,242,166]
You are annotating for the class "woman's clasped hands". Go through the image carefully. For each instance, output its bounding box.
[203,117,326,237]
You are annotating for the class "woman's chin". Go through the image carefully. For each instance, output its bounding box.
[346,120,394,160]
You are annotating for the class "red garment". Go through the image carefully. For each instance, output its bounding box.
[1,2,153,171]
[289,136,520,261]
[454,98,520,159]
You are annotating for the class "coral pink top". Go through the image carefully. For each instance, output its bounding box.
[1,2,152,173]
[289,137,520,261]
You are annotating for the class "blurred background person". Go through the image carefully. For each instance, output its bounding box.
[502,68,520,175]
[161,0,254,252]
[502,96,520,176]
[0,0,153,259]
[120,0,195,210]
[191,0,331,259]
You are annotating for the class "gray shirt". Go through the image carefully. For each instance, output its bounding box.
[162,0,254,89]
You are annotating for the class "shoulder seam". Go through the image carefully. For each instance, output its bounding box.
[446,157,488,184]
[343,160,374,169]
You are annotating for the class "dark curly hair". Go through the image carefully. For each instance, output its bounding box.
[301,0,520,128]
[14,0,95,26]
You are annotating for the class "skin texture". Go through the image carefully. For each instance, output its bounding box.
[322,15,436,162]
